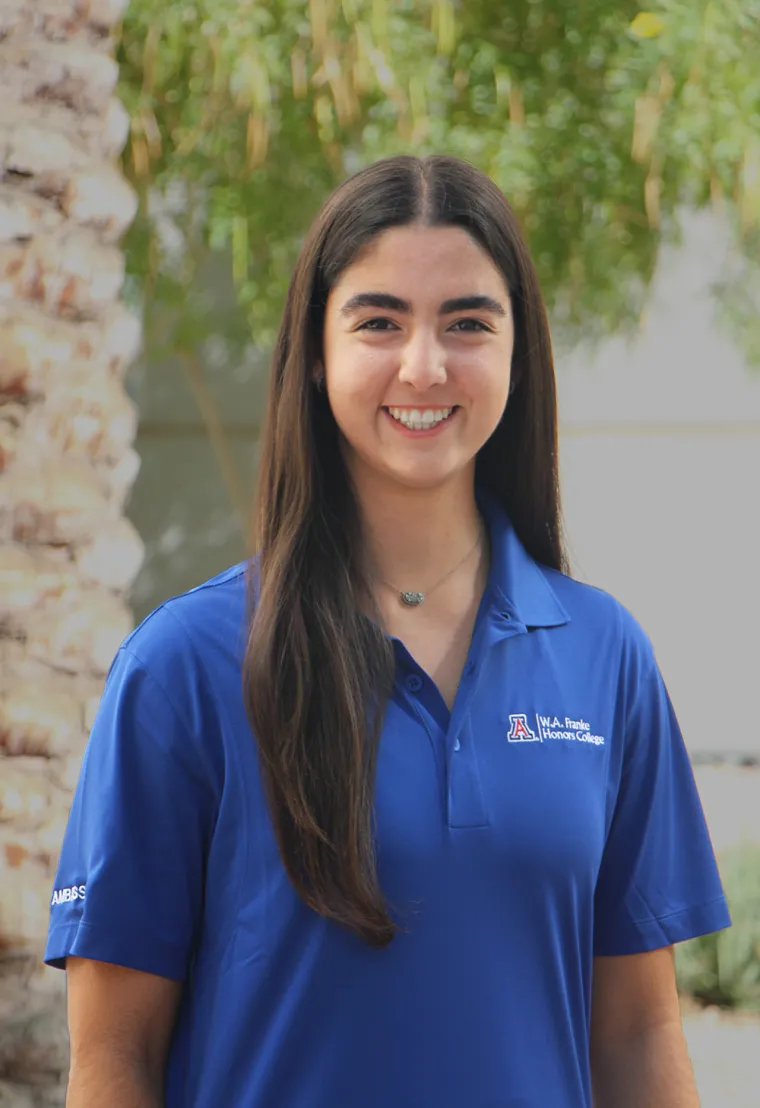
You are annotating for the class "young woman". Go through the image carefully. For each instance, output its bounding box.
[47,155,729,1108]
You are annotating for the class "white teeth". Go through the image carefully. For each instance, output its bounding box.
[387,406,453,430]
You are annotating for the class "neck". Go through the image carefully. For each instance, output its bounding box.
[354,467,483,593]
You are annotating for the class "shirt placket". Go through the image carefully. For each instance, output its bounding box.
[445,610,526,829]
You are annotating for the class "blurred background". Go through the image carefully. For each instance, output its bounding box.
[1,1,759,1104]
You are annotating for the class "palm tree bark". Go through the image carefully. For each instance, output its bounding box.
[0,1,141,1102]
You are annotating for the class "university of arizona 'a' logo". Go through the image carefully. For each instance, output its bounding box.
[507,714,539,742]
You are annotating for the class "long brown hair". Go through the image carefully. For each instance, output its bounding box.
[245,155,566,947]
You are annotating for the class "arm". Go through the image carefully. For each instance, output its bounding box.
[590,947,699,1108]
[66,957,182,1107]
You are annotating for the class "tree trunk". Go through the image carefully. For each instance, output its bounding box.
[0,1,141,1102]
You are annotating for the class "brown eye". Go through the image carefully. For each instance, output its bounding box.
[450,318,491,333]
[356,318,398,332]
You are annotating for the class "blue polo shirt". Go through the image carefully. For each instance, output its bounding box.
[46,495,730,1108]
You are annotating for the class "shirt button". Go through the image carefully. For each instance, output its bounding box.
[453,738,461,752]
[405,673,423,693]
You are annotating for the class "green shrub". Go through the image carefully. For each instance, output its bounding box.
[676,844,760,1011]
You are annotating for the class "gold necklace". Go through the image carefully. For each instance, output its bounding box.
[378,527,483,607]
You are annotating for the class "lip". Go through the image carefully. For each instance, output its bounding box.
[381,406,459,438]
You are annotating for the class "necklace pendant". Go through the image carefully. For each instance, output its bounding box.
[401,591,425,607]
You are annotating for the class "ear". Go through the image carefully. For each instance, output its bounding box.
[312,361,326,391]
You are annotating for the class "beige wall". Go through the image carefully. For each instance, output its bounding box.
[557,209,760,759]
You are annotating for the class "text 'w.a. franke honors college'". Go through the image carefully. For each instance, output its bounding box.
[507,713,606,746]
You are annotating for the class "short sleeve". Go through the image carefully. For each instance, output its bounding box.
[44,643,216,980]
[593,644,731,956]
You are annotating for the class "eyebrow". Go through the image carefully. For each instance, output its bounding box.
[339,292,507,317]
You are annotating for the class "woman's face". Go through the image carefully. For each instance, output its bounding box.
[321,224,515,494]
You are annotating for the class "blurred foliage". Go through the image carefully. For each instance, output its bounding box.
[116,0,760,360]
[676,844,760,1011]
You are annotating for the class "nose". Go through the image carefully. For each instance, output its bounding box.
[397,330,447,391]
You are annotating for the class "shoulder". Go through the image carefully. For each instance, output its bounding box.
[535,569,675,755]
[121,560,249,674]
[538,565,656,676]
[101,561,250,734]
[88,562,250,785]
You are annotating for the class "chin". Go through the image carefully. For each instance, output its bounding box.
[381,462,467,492]
[345,440,475,493]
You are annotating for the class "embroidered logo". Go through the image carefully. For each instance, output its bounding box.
[507,714,539,742]
[507,714,606,747]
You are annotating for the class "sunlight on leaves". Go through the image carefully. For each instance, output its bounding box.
[630,11,666,39]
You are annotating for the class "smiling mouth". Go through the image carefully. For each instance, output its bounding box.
[384,406,457,431]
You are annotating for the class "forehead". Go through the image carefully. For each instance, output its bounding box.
[332,225,508,298]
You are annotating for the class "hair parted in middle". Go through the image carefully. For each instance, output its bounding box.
[245,154,565,947]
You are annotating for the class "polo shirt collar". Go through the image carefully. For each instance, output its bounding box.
[478,490,570,630]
